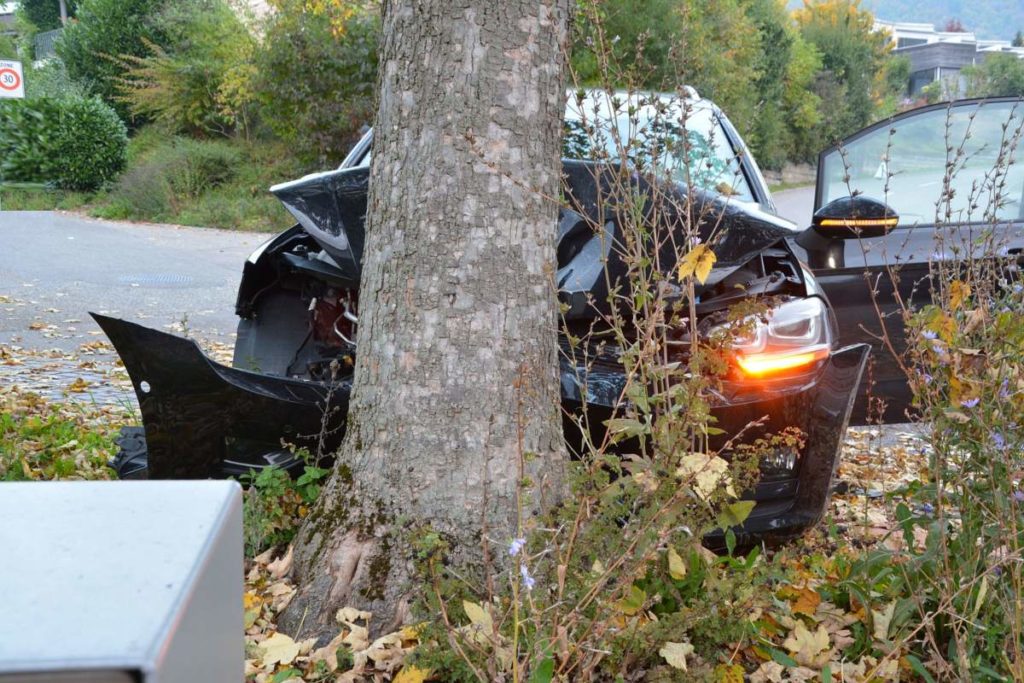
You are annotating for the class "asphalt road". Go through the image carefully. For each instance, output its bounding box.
[772,185,815,227]
[0,211,268,351]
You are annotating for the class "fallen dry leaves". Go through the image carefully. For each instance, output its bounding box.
[244,548,425,683]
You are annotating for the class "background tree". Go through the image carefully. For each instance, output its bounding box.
[795,0,893,147]
[18,0,76,31]
[114,0,257,137]
[964,54,1024,98]
[57,0,168,122]
[280,0,571,638]
[255,0,379,165]
[1014,30,1024,48]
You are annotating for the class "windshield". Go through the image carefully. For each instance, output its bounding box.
[562,93,755,202]
[353,93,757,204]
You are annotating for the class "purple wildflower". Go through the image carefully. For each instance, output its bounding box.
[920,502,935,515]
[1000,378,1011,400]
[921,372,933,385]
[520,564,535,591]
[1013,490,1024,504]
[961,397,980,409]
[922,330,938,341]
[994,433,1006,449]
[508,537,526,557]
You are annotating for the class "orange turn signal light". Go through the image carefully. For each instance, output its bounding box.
[736,347,830,377]
[817,217,898,228]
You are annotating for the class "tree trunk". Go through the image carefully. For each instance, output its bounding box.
[58,0,67,25]
[281,0,571,639]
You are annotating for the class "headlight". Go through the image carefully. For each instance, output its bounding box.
[708,297,834,378]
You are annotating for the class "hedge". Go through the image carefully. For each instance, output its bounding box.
[0,96,128,191]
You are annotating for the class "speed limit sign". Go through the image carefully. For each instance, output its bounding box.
[0,60,25,99]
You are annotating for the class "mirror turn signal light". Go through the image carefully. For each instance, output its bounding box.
[816,217,898,228]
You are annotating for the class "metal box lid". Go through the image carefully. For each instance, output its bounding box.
[0,481,242,679]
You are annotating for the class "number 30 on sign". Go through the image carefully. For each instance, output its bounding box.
[0,60,25,100]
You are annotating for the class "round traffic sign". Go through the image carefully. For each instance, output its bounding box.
[0,68,21,91]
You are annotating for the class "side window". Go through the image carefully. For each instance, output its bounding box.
[357,149,372,168]
[819,101,1024,226]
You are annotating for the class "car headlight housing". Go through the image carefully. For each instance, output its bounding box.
[708,297,834,378]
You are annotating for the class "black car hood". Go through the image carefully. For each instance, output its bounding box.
[270,160,801,318]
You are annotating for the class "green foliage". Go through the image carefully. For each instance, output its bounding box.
[243,461,329,557]
[24,59,91,100]
[56,0,169,122]
[17,0,77,32]
[964,54,1024,98]
[0,33,17,60]
[0,96,127,190]
[0,391,120,481]
[115,0,258,137]
[94,132,301,231]
[795,0,896,154]
[254,1,378,165]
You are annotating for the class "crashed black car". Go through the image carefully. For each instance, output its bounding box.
[97,90,881,543]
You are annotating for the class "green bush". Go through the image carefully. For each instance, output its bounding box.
[0,96,127,190]
[57,0,169,122]
[254,2,378,165]
[114,0,258,137]
[18,0,79,32]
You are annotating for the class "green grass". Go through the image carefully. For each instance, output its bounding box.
[0,184,93,212]
[767,180,814,193]
[2,129,311,233]
[0,391,127,481]
[89,131,308,232]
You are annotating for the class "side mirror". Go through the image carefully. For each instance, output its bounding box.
[810,196,898,239]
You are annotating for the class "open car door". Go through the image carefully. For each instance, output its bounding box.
[790,97,1024,423]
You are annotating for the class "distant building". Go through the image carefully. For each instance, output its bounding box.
[876,19,1024,98]
[1,2,18,33]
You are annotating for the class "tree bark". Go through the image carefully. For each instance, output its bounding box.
[281,0,571,639]
[58,0,67,25]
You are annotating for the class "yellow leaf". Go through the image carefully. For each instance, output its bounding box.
[676,452,735,500]
[615,584,647,616]
[791,587,821,617]
[394,665,432,683]
[949,280,971,310]
[260,632,300,667]
[668,546,687,580]
[715,663,745,682]
[659,641,695,670]
[872,600,896,641]
[678,244,717,285]
[783,622,831,668]
[463,600,493,629]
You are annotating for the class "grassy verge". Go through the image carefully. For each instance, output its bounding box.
[1,128,311,233]
[767,180,814,193]
[0,388,129,481]
[0,183,93,212]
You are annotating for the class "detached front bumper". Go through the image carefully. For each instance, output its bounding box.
[95,314,867,543]
[94,314,351,479]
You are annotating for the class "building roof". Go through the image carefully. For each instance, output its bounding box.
[876,18,1024,61]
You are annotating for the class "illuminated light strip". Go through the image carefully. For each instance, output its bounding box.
[736,347,830,377]
[818,217,898,227]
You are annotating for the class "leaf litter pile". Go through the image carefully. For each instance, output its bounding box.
[1,337,933,681]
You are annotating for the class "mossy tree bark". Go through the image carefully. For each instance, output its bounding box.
[281,0,571,639]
